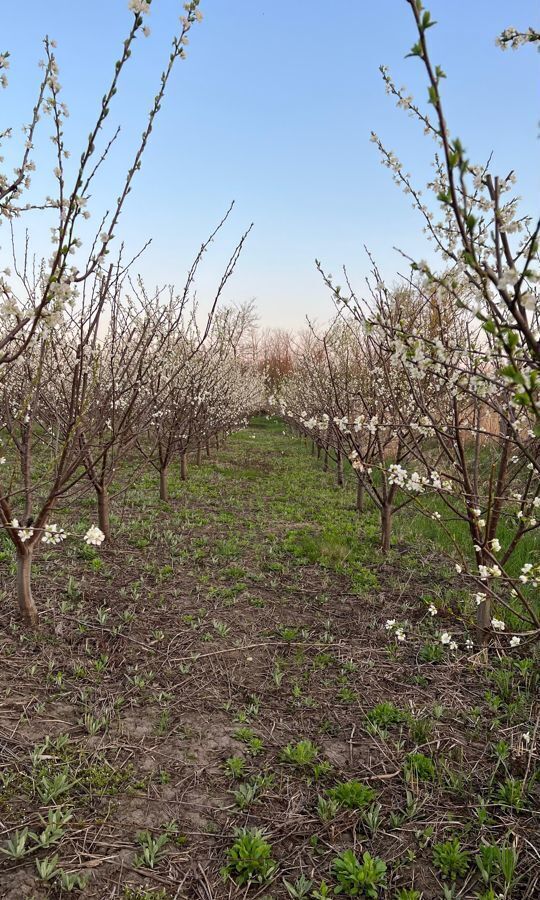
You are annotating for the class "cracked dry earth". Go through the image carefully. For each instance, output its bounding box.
[0,419,538,899]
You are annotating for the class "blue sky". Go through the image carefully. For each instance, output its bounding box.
[3,1,539,328]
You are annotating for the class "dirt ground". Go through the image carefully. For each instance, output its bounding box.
[0,421,538,899]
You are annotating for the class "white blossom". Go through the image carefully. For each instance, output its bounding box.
[42,523,67,545]
[13,519,34,542]
[497,269,519,291]
[84,525,105,546]
[129,0,151,14]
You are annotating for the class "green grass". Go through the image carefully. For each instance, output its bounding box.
[0,415,538,899]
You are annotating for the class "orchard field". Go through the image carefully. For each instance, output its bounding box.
[0,418,538,899]
[1,0,539,898]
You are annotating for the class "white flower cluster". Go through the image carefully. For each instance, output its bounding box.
[0,52,9,90]
[128,0,150,14]
[12,519,33,542]
[519,563,539,586]
[440,632,458,651]
[490,618,523,648]
[385,619,406,641]
[349,450,364,472]
[9,520,104,547]
[478,564,502,580]
[387,463,446,494]
[496,26,540,51]
[42,523,67,544]
[84,525,106,546]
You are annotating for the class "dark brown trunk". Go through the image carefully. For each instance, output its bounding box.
[180,451,188,481]
[206,438,211,458]
[381,504,392,554]
[159,468,169,501]
[196,446,202,465]
[356,478,364,513]
[97,486,111,542]
[17,549,38,626]
[476,596,491,647]
[336,448,344,487]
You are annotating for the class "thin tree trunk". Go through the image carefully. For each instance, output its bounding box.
[317,444,321,460]
[159,468,169,501]
[206,438,211,458]
[215,434,220,451]
[476,595,492,647]
[336,448,344,487]
[196,446,202,466]
[311,440,315,456]
[97,486,111,542]
[381,504,392,554]
[180,451,188,481]
[17,549,38,626]
[356,478,364,513]
[323,448,329,472]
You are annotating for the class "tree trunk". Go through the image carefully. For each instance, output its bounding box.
[323,449,329,472]
[17,549,38,626]
[97,486,111,542]
[180,451,188,481]
[159,468,169,501]
[206,438,211,458]
[215,434,220,451]
[356,478,364,513]
[381,504,392,554]
[317,444,321,460]
[336,448,344,487]
[311,440,315,456]
[196,446,202,466]
[476,595,492,647]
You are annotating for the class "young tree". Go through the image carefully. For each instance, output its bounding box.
[365,277,540,644]
[0,0,206,624]
[0,1,204,367]
[373,0,539,422]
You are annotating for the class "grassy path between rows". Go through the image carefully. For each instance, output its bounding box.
[0,417,538,899]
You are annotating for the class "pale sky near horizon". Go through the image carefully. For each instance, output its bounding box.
[3,1,539,329]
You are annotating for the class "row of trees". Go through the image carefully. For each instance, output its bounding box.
[0,3,265,626]
[1,262,263,625]
[274,0,539,647]
[276,279,538,645]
